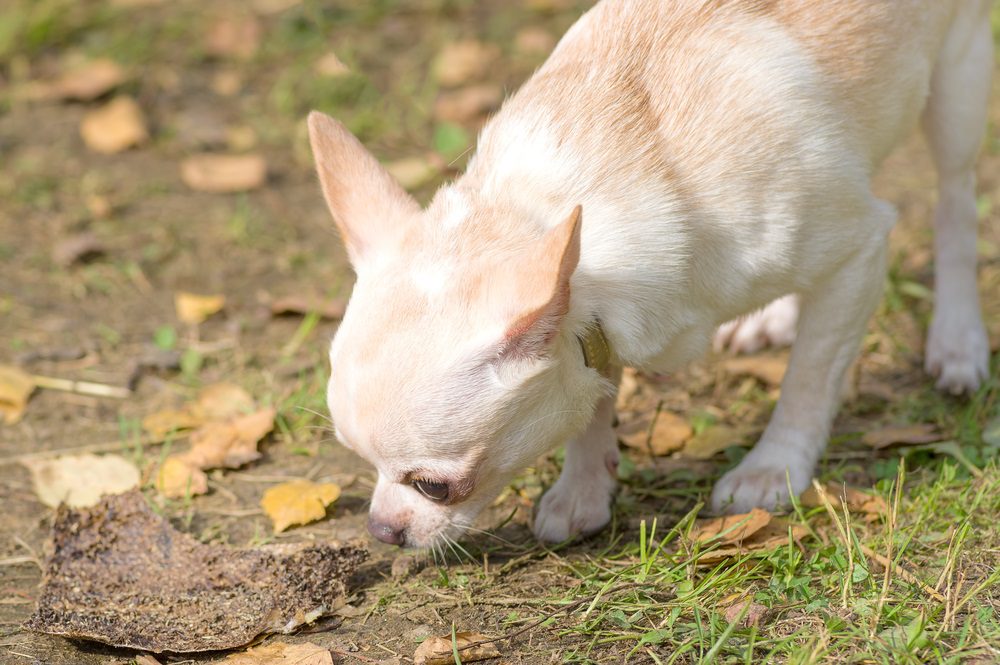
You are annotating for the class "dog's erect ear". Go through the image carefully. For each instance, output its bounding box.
[499,206,582,361]
[307,111,419,266]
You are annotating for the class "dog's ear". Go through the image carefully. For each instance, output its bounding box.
[499,205,582,361]
[307,111,419,266]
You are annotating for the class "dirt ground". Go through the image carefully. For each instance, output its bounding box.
[1,1,999,664]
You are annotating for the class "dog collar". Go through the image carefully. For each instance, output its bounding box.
[577,320,612,373]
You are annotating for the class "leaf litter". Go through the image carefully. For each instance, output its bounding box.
[79,95,148,154]
[223,641,333,664]
[24,453,140,508]
[26,491,367,652]
[0,364,35,424]
[861,423,942,449]
[175,291,226,324]
[181,153,267,192]
[413,631,500,665]
[689,509,809,564]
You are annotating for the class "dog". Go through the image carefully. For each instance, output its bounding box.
[308,0,993,548]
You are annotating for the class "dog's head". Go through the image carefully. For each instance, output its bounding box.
[308,112,605,548]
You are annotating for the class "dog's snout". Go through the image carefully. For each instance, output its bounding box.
[367,517,406,546]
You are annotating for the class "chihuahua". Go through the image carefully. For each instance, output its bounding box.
[308,0,993,548]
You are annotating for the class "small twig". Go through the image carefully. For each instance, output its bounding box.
[0,435,170,466]
[859,545,945,602]
[30,374,131,399]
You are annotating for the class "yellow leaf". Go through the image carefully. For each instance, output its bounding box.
[679,425,751,459]
[175,291,226,324]
[195,382,255,420]
[413,631,500,665]
[618,410,692,456]
[180,154,267,193]
[224,641,332,665]
[141,408,202,438]
[261,480,341,533]
[24,453,140,507]
[0,364,35,425]
[155,456,208,498]
[79,96,148,154]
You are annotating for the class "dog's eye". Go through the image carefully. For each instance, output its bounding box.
[412,478,449,502]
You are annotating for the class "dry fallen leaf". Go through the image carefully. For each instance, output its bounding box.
[155,457,209,499]
[386,157,438,191]
[52,232,105,267]
[0,364,36,424]
[175,292,226,324]
[800,482,888,518]
[679,425,751,459]
[314,52,350,77]
[268,295,346,320]
[224,641,333,665]
[141,408,203,438]
[720,355,788,387]
[25,58,126,102]
[433,40,500,87]
[433,84,503,124]
[861,424,941,449]
[180,407,275,469]
[691,508,772,545]
[181,154,267,193]
[135,654,164,665]
[413,632,500,665]
[261,480,341,533]
[619,411,692,456]
[196,382,255,420]
[695,518,809,563]
[205,15,262,60]
[25,453,140,507]
[718,595,767,628]
[80,96,148,154]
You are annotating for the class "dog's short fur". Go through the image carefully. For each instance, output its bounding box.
[309,0,993,548]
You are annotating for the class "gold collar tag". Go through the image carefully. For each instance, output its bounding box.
[578,321,612,373]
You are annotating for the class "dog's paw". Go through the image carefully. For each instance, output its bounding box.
[714,295,798,354]
[925,315,990,395]
[533,475,615,543]
[710,453,812,515]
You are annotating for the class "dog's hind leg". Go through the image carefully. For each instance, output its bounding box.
[921,6,992,394]
[711,201,894,514]
[713,294,799,354]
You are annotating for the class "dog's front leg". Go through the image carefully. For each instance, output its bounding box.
[712,202,894,514]
[533,367,621,542]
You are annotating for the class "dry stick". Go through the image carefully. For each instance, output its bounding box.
[859,545,945,603]
[0,435,170,466]
[30,374,131,399]
[457,582,644,653]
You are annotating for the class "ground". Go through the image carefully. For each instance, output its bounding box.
[1,1,999,664]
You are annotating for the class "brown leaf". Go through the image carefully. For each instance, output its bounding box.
[268,295,346,320]
[679,425,751,459]
[224,642,333,665]
[135,655,164,665]
[0,364,36,424]
[180,407,275,470]
[24,453,140,508]
[260,480,341,533]
[155,457,208,498]
[433,84,503,123]
[212,69,244,96]
[386,157,438,191]
[25,59,126,102]
[52,232,105,266]
[413,632,500,665]
[695,518,809,563]
[718,595,767,627]
[80,96,148,154]
[861,424,941,449]
[691,508,772,545]
[205,15,262,60]
[195,383,255,420]
[619,411,692,456]
[175,292,225,324]
[433,40,500,87]
[180,154,267,193]
[800,482,888,518]
[720,355,788,387]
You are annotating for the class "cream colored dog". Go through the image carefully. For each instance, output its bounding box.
[309,0,993,548]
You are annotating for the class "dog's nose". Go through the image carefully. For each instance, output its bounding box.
[367,517,406,546]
